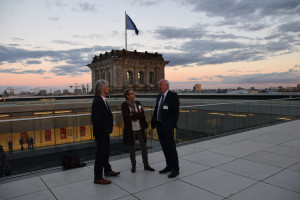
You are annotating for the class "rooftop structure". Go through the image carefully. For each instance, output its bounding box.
[87,50,169,94]
[1,119,300,199]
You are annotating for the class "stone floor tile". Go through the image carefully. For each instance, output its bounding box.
[263,145,300,158]
[8,190,56,200]
[51,179,129,200]
[151,158,211,178]
[229,182,300,200]
[181,168,257,198]
[136,151,166,165]
[210,135,245,144]
[117,195,139,200]
[216,159,282,181]
[176,145,204,157]
[181,151,236,167]
[208,144,260,158]
[187,140,224,150]
[243,151,300,168]
[109,157,142,172]
[134,180,223,200]
[281,138,300,148]
[230,140,274,150]
[249,135,292,144]
[109,168,172,193]
[0,177,48,200]
[41,166,93,189]
[288,162,300,172]
[263,169,300,193]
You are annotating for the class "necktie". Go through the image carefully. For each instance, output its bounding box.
[157,95,164,121]
[105,100,111,111]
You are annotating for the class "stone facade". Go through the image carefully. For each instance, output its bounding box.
[87,49,168,94]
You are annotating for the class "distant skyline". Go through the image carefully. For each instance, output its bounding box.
[1,0,300,91]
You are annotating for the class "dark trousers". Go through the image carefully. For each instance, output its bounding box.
[157,122,179,171]
[130,130,149,167]
[94,134,112,179]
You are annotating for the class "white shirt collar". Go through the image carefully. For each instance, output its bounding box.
[101,96,106,102]
[162,89,169,97]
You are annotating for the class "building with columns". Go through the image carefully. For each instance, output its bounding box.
[87,49,168,94]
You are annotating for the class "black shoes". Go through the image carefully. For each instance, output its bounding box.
[131,167,136,173]
[168,170,179,178]
[144,166,155,171]
[131,166,154,172]
[159,167,172,174]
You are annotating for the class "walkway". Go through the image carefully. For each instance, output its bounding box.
[1,120,300,200]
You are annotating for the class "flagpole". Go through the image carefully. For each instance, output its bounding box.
[125,11,127,50]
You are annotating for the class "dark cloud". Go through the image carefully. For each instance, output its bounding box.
[183,0,300,21]
[0,45,118,64]
[0,44,120,76]
[0,68,46,74]
[173,65,300,88]
[79,3,96,11]
[42,77,52,79]
[181,40,244,52]
[218,65,300,85]
[155,26,206,39]
[26,60,42,64]
[162,30,297,66]
[48,17,60,21]
[50,65,90,77]
[72,3,97,12]
[131,0,163,6]
[235,23,267,32]
[72,34,102,40]
[278,21,300,33]
[7,44,20,47]
[51,40,84,46]
[12,37,24,41]
[188,77,202,81]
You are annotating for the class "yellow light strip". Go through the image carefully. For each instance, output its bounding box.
[278,118,291,120]
[0,114,10,118]
[34,112,53,115]
[209,112,225,115]
[55,110,72,114]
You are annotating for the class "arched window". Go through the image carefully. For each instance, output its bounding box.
[127,71,133,84]
[138,71,144,84]
[149,72,154,84]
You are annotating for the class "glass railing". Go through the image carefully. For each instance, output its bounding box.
[0,97,299,175]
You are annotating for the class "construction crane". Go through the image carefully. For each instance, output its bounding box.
[69,83,80,95]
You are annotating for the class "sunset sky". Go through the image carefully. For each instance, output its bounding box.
[1,0,300,93]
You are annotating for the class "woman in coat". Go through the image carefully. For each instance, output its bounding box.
[121,89,154,173]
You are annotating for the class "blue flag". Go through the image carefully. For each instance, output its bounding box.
[126,14,139,35]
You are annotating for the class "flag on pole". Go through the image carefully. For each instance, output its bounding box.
[126,14,139,35]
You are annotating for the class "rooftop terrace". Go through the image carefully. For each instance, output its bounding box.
[1,119,299,200]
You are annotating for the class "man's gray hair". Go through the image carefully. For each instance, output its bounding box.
[94,79,108,96]
[159,79,169,85]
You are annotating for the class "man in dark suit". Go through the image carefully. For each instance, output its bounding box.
[92,79,120,184]
[151,79,180,178]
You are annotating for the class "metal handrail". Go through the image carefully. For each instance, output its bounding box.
[0,97,299,123]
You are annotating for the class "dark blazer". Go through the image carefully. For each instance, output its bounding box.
[91,96,113,137]
[121,101,147,145]
[151,90,179,130]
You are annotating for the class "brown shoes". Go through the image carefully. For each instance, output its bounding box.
[94,178,111,184]
[104,170,120,176]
